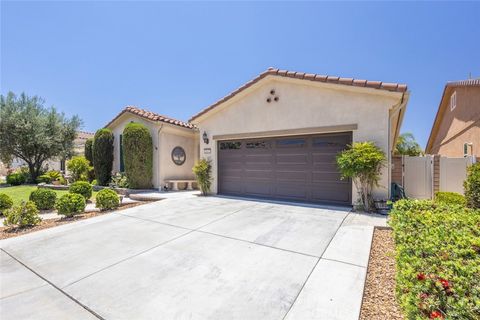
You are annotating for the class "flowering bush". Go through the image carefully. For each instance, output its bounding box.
[389,199,480,319]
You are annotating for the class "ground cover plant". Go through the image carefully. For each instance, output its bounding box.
[389,199,480,319]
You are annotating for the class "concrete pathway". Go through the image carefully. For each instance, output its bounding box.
[0,196,385,320]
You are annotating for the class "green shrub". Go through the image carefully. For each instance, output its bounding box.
[193,158,212,196]
[84,138,94,164]
[95,188,119,211]
[0,193,13,214]
[36,174,52,184]
[389,199,480,319]
[464,162,480,209]
[69,181,93,199]
[434,191,466,206]
[6,172,26,185]
[91,179,98,186]
[109,172,129,188]
[67,156,92,182]
[55,193,86,216]
[93,128,114,186]
[29,188,57,210]
[122,122,153,189]
[3,201,41,227]
[36,170,62,184]
[336,141,385,211]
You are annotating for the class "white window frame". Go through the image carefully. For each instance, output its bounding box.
[450,91,457,111]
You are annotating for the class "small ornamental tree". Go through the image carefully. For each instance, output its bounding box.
[122,123,153,189]
[336,142,386,212]
[66,156,92,182]
[92,129,114,186]
[193,158,212,196]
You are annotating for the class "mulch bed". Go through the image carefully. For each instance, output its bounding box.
[0,201,154,240]
[360,227,404,320]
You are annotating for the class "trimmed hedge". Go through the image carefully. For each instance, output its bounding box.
[389,199,480,319]
[434,191,465,206]
[84,138,94,164]
[464,162,480,209]
[29,188,57,210]
[0,193,13,214]
[56,193,86,216]
[93,128,114,186]
[3,201,41,227]
[95,188,119,211]
[122,122,153,189]
[69,181,93,199]
[6,172,26,186]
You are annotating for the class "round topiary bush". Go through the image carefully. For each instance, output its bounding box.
[3,201,41,227]
[95,189,119,211]
[56,193,86,217]
[122,122,153,189]
[6,172,26,186]
[0,193,14,215]
[69,181,93,200]
[93,128,114,186]
[29,188,57,210]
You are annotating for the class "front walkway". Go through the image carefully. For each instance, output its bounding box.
[0,196,385,320]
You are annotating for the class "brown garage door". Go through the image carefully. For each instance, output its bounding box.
[218,132,352,205]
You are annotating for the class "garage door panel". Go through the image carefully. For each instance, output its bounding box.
[244,169,273,179]
[244,182,272,196]
[276,153,308,165]
[311,184,351,203]
[275,170,308,182]
[275,184,308,200]
[312,171,343,182]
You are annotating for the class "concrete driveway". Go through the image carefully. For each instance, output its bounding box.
[0,196,384,320]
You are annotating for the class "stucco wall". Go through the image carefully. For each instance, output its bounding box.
[193,76,404,204]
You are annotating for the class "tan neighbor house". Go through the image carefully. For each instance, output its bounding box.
[426,79,480,157]
[107,68,409,205]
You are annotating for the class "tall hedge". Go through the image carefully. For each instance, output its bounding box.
[93,129,114,186]
[122,123,153,189]
[84,138,94,165]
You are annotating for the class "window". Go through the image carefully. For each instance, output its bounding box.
[450,91,457,111]
[220,141,242,150]
[312,138,344,148]
[276,138,305,148]
[246,141,269,149]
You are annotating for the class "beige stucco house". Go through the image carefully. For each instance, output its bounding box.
[426,79,480,157]
[106,68,409,205]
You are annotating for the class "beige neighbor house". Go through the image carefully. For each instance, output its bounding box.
[107,68,409,206]
[426,78,480,157]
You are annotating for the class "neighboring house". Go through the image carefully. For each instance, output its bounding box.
[105,107,198,189]
[426,79,480,157]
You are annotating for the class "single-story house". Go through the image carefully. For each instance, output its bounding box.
[107,68,409,205]
[425,78,480,157]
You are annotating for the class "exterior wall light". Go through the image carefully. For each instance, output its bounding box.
[203,131,209,144]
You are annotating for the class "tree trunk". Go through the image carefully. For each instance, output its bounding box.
[27,163,37,183]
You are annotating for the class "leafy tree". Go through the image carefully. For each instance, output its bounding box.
[0,92,81,181]
[84,138,94,164]
[92,128,114,186]
[336,142,386,212]
[395,132,423,156]
[193,158,212,196]
[122,123,153,189]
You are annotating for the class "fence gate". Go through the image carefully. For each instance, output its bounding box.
[403,155,433,199]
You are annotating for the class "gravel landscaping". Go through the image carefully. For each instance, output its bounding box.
[360,227,403,320]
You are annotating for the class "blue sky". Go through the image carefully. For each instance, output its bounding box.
[1,1,479,148]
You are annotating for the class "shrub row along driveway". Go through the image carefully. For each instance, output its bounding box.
[0,196,381,320]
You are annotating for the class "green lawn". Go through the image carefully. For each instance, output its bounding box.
[0,185,97,206]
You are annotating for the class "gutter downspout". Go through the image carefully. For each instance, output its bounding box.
[157,124,164,190]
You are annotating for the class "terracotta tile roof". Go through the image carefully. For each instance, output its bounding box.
[446,78,480,87]
[106,106,195,129]
[189,67,408,121]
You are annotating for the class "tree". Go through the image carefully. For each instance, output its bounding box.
[84,138,94,165]
[336,142,386,212]
[92,128,114,186]
[0,92,81,181]
[122,123,153,189]
[395,132,423,156]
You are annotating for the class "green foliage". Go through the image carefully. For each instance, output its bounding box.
[122,122,153,189]
[0,193,13,214]
[434,191,466,206]
[91,179,98,186]
[6,172,26,186]
[29,188,57,210]
[95,188,119,211]
[36,171,62,184]
[67,156,92,182]
[109,172,129,188]
[395,132,424,156]
[336,142,385,211]
[0,92,81,181]
[36,174,52,184]
[389,199,480,319]
[55,193,86,216]
[193,158,212,196]
[464,162,480,209]
[69,181,93,199]
[92,128,114,186]
[84,138,94,164]
[3,201,41,227]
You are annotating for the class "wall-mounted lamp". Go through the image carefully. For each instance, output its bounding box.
[203,131,209,144]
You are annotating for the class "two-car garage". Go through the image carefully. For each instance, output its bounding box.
[217,132,352,205]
